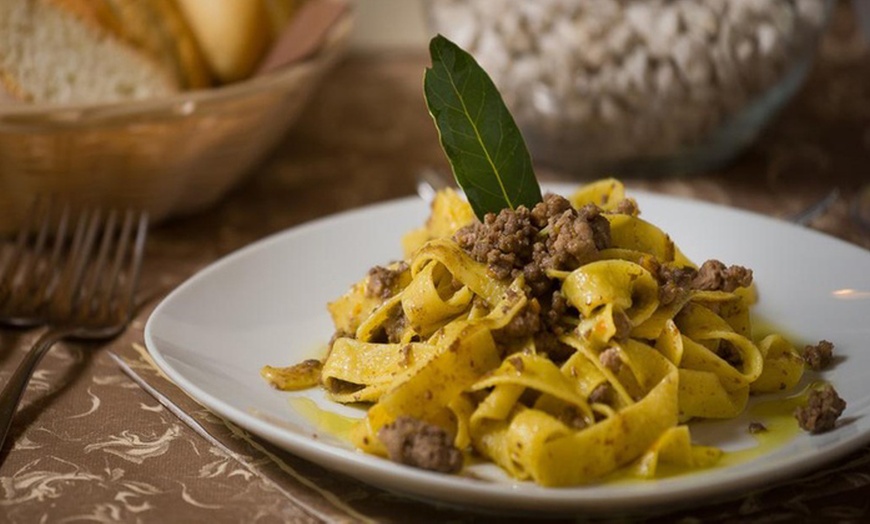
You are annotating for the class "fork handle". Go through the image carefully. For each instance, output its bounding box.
[0,328,75,452]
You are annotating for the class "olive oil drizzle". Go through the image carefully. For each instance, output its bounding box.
[287,396,359,441]
[286,384,817,484]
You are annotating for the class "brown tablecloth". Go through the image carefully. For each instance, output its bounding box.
[2,4,870,523]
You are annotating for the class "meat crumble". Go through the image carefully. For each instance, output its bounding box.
[378,416,463,473]
[716,340,744,368]
[599,347,622,373]
[366,262,408,299]
[748,421,768,434]
[794,384,846,434]
[556,405,588,429]
[454,193,610,299]
[692,259,753,293]
[652,261,697,305]
[588,383,614,405]
[454,194,612,358]
[639,255,754,307]
[803,340,834,371]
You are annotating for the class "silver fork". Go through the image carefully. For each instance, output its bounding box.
[0,206,148,451]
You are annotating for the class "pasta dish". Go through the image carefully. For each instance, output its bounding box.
[262,179,843,486]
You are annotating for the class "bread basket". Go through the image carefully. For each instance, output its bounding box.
[0,5,352,235]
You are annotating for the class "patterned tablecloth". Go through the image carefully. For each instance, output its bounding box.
[1,3,869,523]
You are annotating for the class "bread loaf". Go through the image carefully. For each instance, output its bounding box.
[85,0,213,90]
[0,0,301,105]
[176,0,302,83]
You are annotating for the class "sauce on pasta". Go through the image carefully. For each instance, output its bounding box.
[263,179,844,486]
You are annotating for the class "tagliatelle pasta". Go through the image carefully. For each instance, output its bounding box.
[269,179,812,486]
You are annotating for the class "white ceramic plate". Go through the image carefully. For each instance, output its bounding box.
[144,185,870,516]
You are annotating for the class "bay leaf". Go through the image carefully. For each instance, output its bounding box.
[424,35,542,220]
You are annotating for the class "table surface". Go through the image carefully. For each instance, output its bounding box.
[1,4,869,523]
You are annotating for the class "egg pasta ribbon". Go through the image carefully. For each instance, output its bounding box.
[304,179,809,486]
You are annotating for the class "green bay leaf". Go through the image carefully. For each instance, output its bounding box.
[424,34,542,220]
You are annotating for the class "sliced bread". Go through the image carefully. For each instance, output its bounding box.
[0,0,307,106]
[0,0,204,105]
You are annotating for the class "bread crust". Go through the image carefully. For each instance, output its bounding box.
[47,0,212,89]
[0,0,182,103]
[0,0,305,104]
[175,0,271,83]
[175,0,306,83]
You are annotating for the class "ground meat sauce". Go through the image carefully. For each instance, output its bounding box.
[612,197,640,216]
[364,304,410,345]
[556,405,588,429]
[691,259,753,293]
[748,421,768,434]
[803,340,835,371]
[644,257,753,305]
[716,340,744,367]
[794,384,846,433]
[368,193,841,472]
[545,203,611,273]
[454,193,611,360]
[382,305,408,344]
[366,262,408,299]
[454,193,609,299]
[611,309,633,340]
[494,298,542,343]
[651,261,697,305]
[599,347,622,373]
[452,193,758,360]
[588,383,614,405]
[377,416,463,473]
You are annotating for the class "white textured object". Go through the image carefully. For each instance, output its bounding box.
[427,0,832,173]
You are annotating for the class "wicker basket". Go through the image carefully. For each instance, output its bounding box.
[0,10,352,235]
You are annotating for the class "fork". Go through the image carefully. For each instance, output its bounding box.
[0,198,71,328]
[0,205,148,451]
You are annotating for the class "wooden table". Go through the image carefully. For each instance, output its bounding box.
[1,4,868,522]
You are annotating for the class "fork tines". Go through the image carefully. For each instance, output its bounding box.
[0,198,69,324]
[0,199,148,328]
[57,208,148,322]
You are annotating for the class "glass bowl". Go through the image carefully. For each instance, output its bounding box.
[426,0,833,177]
[0,9,352,236]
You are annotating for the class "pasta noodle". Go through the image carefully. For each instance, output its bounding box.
[272,179,811,486]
